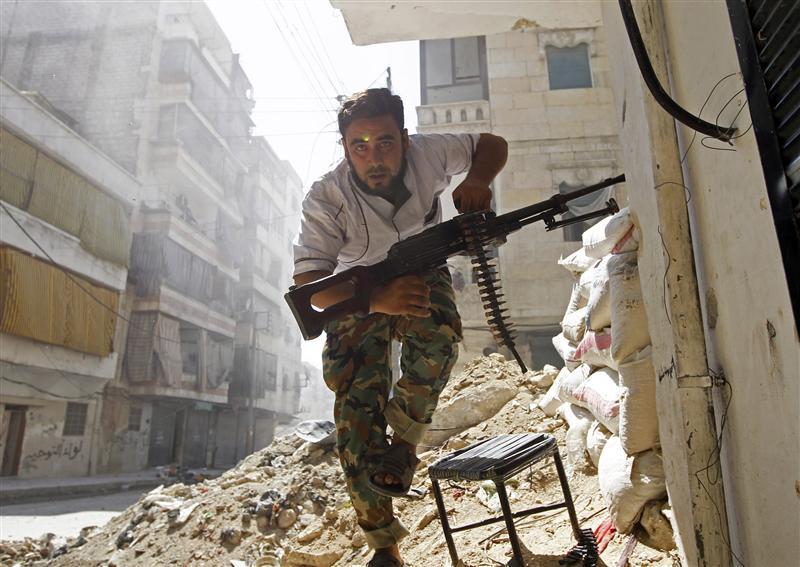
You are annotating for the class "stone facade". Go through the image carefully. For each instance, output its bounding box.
[0,1,303,476]
[417,26,624,370]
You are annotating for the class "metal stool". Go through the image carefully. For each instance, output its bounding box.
[427,433,582,567]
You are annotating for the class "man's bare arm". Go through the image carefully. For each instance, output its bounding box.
[452,133,508,213]
[294,271,430,317]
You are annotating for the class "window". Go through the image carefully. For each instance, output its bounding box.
[559,181,611,242]
[63,403,88,436]
[128,406,143,432]
[282,372,292,392]
[546,44,592,90]
[421,37,488,104]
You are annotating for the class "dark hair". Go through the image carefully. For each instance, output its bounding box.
[337,88,404,137]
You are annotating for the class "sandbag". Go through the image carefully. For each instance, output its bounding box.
[539,367,569,416]
[557,363,592,405]
[575,329,616,370]
[552,332,580,370]
[573,367,622,433]
[584,257,612,331]
[561,306,588,343]
[609,253,651,365]
[618,347,659,455]
[558,247,598,275]
[565,281,586,314]
[558,403,595,472]
[598,436,667,533]
[583,207,634,259]
[557,402,595,430]
[586,420,613,467]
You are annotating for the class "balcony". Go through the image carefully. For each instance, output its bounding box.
[152,103,245,218]
[129,233,238,335]
[140,207,239,278]
[158,38,254,140]
[416,99,491,133]
[124,313,233,404]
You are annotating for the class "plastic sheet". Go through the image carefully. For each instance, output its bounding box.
[123,312,183,387]
[1,128,132,266]
[28,153,86,236]
[79,186,132,267]
[206,335,234,389]
[0,246,118,356]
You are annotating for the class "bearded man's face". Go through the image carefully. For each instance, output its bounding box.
[342,114,408,192]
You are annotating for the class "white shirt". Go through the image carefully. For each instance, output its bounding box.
[293,133,479,276]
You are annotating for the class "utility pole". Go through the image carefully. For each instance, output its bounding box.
[386,66,392,91]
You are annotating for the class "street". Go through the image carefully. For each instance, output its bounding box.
[0,490,144,541]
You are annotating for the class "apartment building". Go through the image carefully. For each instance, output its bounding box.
[416,29,624,369]
[0,1,302,474]
[0,80,139,478]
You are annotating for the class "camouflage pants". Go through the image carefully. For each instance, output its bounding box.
[322,267,462,549]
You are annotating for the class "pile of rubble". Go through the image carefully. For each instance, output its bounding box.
[1,355,680,567]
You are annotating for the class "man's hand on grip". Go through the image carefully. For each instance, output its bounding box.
[369,276,431,317]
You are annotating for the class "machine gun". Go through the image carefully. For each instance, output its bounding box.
[285,174,624,372]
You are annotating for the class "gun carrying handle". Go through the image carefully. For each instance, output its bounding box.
[284,266,374,340]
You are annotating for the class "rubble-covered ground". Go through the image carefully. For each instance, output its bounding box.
[1,355,681,567]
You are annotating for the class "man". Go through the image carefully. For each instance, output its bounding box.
[293,89,507,567]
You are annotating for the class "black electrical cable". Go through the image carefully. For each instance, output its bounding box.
[618,0,737,141]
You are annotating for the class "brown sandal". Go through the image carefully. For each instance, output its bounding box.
[367,443,420,498]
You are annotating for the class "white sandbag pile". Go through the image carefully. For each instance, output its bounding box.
[545,208,673,544]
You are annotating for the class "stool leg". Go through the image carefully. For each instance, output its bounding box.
[495,480,524,567]
[431,478,460,566]
[552,450,582,540]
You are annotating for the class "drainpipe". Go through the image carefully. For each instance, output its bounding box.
[600,2,731,565]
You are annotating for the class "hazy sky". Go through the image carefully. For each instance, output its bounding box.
[206,0,420,367]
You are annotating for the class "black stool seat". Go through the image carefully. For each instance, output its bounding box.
[428,433,556,481]
[427,433,582,567]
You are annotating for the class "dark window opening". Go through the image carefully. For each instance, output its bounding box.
[546,44,593,90]
[63,402,88,436]
[128,406,143,432]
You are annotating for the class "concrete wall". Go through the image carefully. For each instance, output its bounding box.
[600,1,800,563]
[656,2,798,564]
[418,25,624,370]
[0,398,99,479]
[486,27,623,332]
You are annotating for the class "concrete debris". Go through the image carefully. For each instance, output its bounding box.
[0,354,678,567]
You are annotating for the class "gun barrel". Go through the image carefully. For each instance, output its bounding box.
[493,173,625,232]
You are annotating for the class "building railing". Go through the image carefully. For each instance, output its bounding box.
[416,99,491,127]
